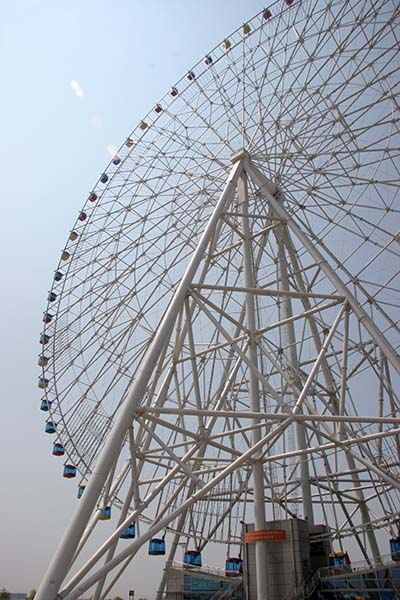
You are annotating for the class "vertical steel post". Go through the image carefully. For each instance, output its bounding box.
[238,169,269,600]
[276,226,314,525]
[246,157,383,561]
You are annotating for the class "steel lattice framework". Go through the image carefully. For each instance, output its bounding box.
[37,2,400,599]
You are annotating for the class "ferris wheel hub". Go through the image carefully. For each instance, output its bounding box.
[230,148,250,163]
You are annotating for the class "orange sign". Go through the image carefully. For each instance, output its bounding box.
[245,529,286,543]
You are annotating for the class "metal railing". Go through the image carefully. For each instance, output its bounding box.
[318,552,397,579]
[169,559,228,578]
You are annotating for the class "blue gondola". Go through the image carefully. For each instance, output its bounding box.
[225,557,243,577]
[149,538,166,556]
[48,291,57,302]
[184,550,202,568]
[63,464,76,479]
[38,355,49,367]
[390,538,400,561]
[328,552,351,574]
[40,399,52,411]
[54,271,63,282]
[52,442,64,456]
[100,173,109,184]
[99,506,111,520]
[77,485,86,499]
[113,156,121,165]
[45,421,57,434]
[120,523,136,539]
[205,55,213,65]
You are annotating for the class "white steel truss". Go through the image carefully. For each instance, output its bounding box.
[36,153,400,600]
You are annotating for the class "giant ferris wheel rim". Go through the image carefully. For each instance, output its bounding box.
[34,3,400,598]
[38,0,399,486]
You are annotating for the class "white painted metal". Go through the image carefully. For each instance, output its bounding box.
[246,158,388,560]
[239,170,268,599]
[246,160,400,376]
[35,159,244,600]
[275,223,314,524]
[37,3,400,599]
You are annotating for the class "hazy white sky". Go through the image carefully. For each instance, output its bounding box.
[0,1,266,598]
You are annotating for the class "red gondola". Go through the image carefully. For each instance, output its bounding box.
[184,550,202,568]
[52,442,64,456]
[63,464,76,479]
[225,557,243,577]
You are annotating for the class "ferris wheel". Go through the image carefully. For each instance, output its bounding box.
[36,1,400,599]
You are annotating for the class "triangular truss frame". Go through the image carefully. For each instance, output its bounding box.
[36,151,400,600]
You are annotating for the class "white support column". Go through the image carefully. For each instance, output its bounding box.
[238,169,269,600]
[246,157,384,561]
[35,158,245,600]
[278,227,381,559]
[275,226,314,525]
[339,305,350,440]
[280,226,337,401]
